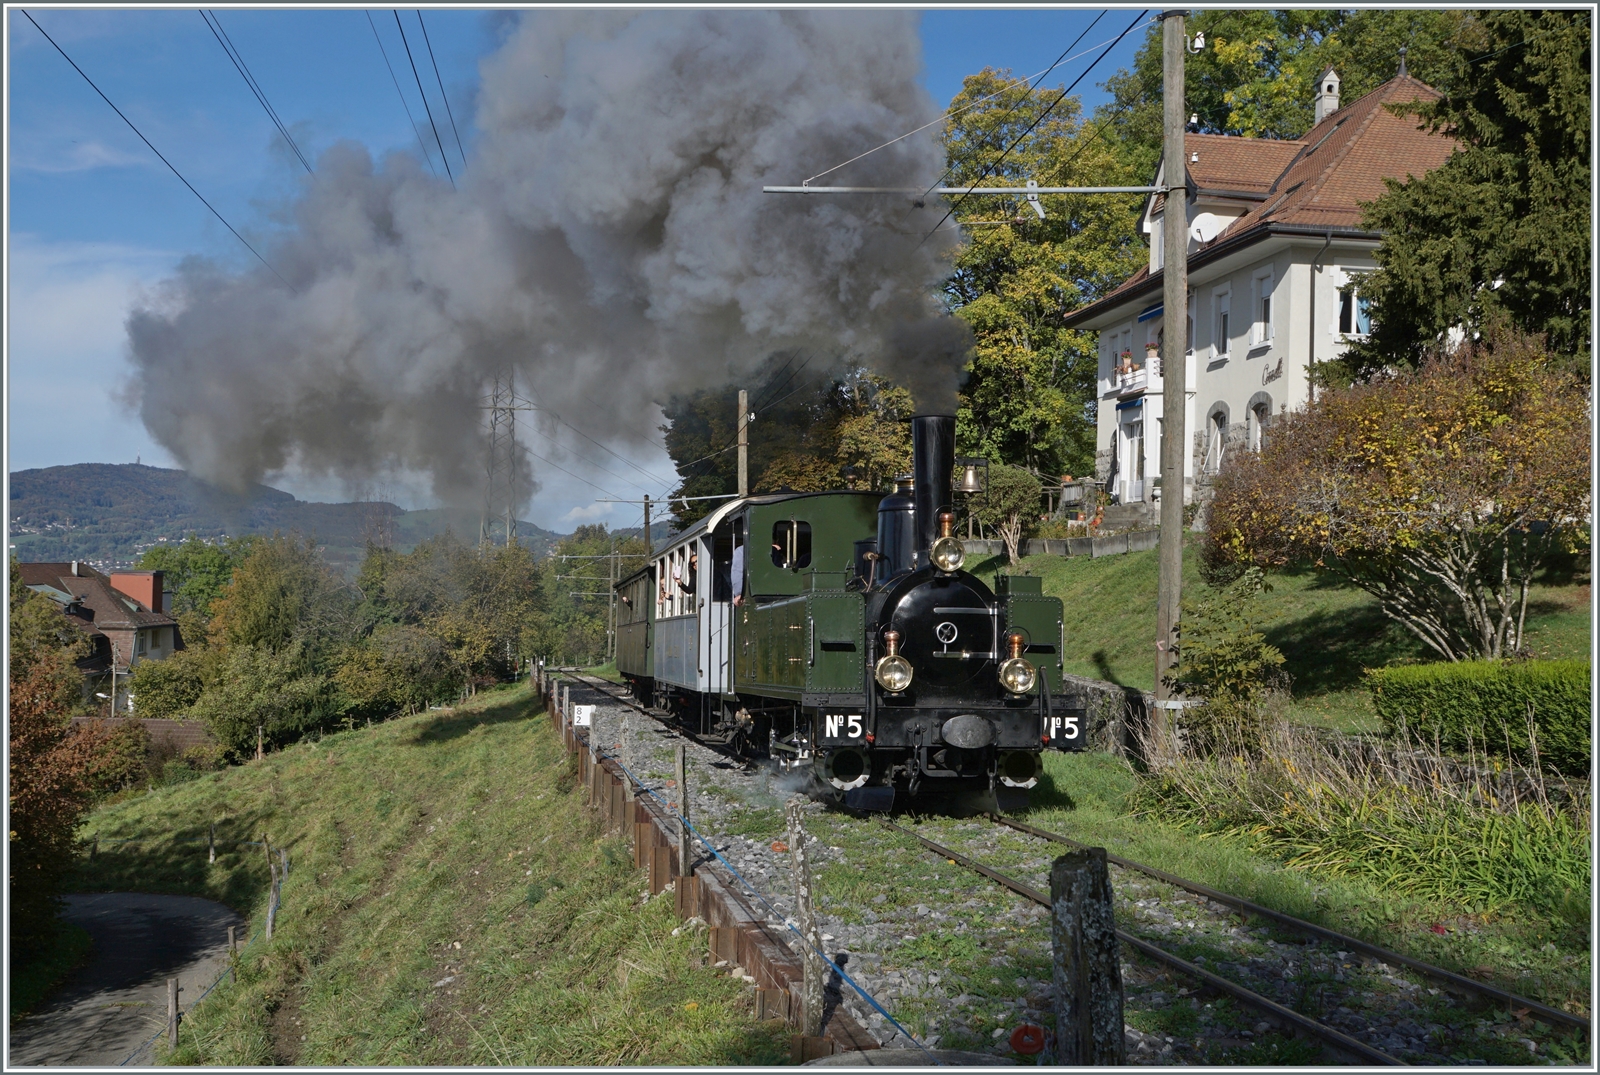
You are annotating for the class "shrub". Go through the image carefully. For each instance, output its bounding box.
[1163,567,1287,755]
[1365,659,1590,775]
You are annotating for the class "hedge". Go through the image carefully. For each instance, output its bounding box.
[1365,660,1591,776]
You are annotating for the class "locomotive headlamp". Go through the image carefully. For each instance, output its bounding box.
[930,510,964,572]
[875,629,913,693]
[998,630,1037,694]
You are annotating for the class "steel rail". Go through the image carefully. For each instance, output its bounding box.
[879,819,1404,1067]
[986,813,1589,1034]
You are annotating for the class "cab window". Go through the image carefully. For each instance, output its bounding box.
[771,520,812,570]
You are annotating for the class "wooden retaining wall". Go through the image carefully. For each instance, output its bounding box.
[547,683,879,1059]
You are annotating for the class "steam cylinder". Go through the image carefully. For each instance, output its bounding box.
[911,414,956,567]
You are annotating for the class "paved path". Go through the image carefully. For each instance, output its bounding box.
[9,893,244,1067]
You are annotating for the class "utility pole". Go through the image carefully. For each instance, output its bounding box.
[1154,9,1189,722]
[643,494,652,557]
[608,535,617,661]
[737,389,749,498]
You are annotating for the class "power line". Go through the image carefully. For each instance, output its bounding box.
[21,9,291,290]
[394,11,454,189]
[200,10,312,175]
[918,11,1106,201]
[921,10,1151,245]
[365,10,437,177]
[416,11,466,170]
[525,446,626,500]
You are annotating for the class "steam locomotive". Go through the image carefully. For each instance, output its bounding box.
[615,414,1085,810]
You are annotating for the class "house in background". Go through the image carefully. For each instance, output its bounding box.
[1063,66,1456,525]
[16,561,183,712]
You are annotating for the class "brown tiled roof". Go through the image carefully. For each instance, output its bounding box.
[18,562,178,631]
[1188,133,1307,195]
[1066,74,1456,328]
[1215,75,1453,239]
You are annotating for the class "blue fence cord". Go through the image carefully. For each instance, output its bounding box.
[583,731,945,1066]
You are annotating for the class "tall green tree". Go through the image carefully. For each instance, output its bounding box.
[941,69,1146,478]
[1342,10,1591,379]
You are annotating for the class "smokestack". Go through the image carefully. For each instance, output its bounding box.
[910,414,955,567]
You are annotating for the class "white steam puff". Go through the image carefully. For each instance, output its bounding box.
[125,10,971,503]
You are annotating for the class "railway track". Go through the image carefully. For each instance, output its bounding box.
[880,818,1402,1065]
[557,672,1583,1064]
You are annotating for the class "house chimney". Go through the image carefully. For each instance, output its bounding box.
[1314,68,1341,124]
[110,570,164,613]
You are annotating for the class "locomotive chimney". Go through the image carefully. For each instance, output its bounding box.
[910,414,956,568]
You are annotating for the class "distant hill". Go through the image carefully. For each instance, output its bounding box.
[7,464,568,572]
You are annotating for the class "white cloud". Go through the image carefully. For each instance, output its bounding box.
[6,234,177,470]
[557,501,617,527]
[13,139,157,174]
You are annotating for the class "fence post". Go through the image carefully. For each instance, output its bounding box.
[266,860,279,942]
[785,798,825,1038]
[1050,848,1124,1065]
[279,847,290,877]
[228,925,236,957]
[676,744,691,875]
[256,724,263,761]
[208,823,216,865]
[167,977,179,1047]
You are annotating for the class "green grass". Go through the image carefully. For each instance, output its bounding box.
[969,539,1591,734]
[70,684,788,1066]
[1026,751,1591,1025]
[9,921,93,1021]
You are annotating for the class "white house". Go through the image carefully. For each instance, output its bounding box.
[1063,68,1456,520]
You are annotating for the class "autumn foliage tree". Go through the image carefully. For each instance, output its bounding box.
[1204,335,1590,661]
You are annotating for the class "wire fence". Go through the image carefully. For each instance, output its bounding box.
[559,678,942,1064]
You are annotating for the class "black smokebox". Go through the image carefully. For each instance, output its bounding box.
[910,414,955,568]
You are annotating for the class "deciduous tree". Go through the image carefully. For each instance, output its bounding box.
[1204,335,1590,661]
[972,464,1043,564]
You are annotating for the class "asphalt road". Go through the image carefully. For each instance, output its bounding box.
[9,893,244,1067]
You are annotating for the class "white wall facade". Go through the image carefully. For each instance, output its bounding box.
[1088,234,1379,505]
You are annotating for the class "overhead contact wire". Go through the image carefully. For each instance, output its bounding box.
[394,10,454,188]
[920,10,1150,246]
[22,10,292,290]
[200,10,313,174]
[365,10,437,177]
[416,10,467,169]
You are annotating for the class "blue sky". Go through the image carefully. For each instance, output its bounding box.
[6,7,1148,530]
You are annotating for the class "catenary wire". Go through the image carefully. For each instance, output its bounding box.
[200,10,313,174]
[507,392,678,487]
[921,10,1151,246]
[21,10,292,290]
[916,10,1105,201]
[416,10,466,170]
[525,447,627,501]
[803,18,1120,191]
[394,11,454,189]
[365,10,437,177]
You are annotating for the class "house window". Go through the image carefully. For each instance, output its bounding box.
[1206,410,1228,472]
[136,632,148,656]
[1252,269,1275,346]
[1339,289,1371,336]
[1213,289,1231,358]
[1248,401,1271,451]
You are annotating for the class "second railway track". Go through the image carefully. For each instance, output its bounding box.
[559,672,1584,1065]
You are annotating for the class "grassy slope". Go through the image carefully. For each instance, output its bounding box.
[71,685,786,1066]
[967,540,1591,733]
[1029,751,1590,1025]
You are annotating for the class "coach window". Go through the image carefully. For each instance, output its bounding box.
[771,520,812,570]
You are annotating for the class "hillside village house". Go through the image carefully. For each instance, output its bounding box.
[1063,68,1455,522]
[17,562,183,712]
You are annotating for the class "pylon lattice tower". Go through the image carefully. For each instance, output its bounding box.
[481,372,522,548]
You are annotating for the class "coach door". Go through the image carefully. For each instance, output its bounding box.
[702,525,734,696]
